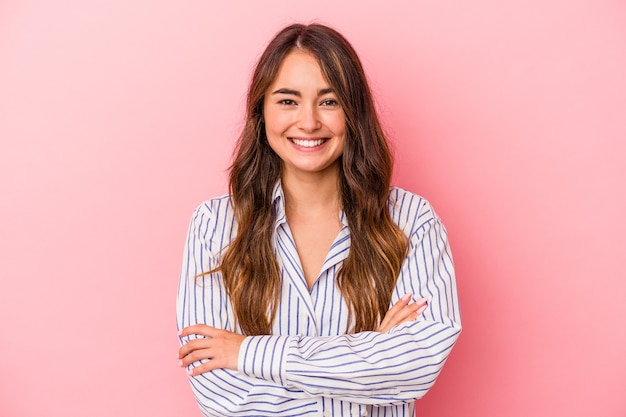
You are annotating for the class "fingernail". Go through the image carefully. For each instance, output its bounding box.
[178,329,183,336]
[415,305,427,316]
[401,293,412,301]
[178,359,183,367]
[186,368,194,376]
[415,298,428,305]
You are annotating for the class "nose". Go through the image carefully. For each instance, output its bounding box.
[296,104,321,132]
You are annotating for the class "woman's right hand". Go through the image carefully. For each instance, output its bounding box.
[377,294,428,333]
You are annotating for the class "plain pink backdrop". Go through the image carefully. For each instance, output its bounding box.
[1,1,625,416]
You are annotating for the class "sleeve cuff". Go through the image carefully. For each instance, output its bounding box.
[238,335,293,386]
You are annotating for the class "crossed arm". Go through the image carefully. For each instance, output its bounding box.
[178,294,428,376]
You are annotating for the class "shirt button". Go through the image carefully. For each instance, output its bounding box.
[323,411,330,417]
[323,391,330,396]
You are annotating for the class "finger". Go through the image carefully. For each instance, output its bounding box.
[378,298,429,332]
[180,347,214,367]
[406,303,429,322]
[182,341,236,375]
[179,324,220,338]
[178,338,210,359]
[413,298,428,309]
[414,304,427,317]
[187,357,226,376]
[379,293,412,330]
[380,294,423,330]
[379,303,419,332]
[395,298,428,323]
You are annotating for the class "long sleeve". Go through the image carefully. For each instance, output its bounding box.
[238,210,461,405]
[176,200,323,417]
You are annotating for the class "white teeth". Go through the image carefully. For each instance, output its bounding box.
[292,138,326,148]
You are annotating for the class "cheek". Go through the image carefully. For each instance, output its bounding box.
[264,112,290,136]
[325,113,346,134]
[265,133,281,157]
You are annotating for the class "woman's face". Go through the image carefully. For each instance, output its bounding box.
[263,51,346,179]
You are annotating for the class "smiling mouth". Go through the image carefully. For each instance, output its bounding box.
[290,137,328,148]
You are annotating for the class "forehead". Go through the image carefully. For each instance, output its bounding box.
[269,51,330,89]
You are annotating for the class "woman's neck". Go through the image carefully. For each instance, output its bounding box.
[281,169,341,215]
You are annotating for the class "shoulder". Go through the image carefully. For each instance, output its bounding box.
[187,194,237,249]
[387,186,440,236]
[191,194,234,220]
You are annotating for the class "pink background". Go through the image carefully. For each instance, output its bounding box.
[1,1,625,416]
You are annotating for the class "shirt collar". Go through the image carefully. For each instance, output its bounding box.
[272,181,287,228]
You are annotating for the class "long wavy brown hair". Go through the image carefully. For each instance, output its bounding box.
[214,23,409,335]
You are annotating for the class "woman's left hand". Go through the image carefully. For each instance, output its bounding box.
[178,325,246,376]
[377,294,428,333]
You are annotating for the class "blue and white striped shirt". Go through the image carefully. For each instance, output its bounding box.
[177,182,461,417]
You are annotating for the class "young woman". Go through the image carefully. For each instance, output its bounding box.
[177,23,461,417]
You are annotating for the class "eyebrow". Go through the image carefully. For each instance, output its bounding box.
[271,88,335,97]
